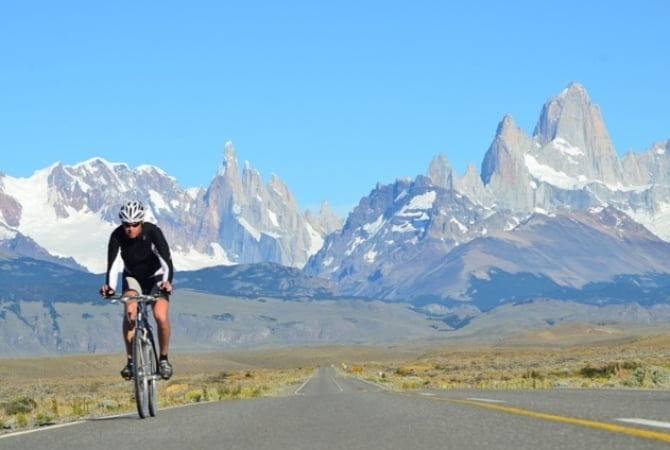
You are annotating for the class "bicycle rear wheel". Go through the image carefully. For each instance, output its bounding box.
[132,330,150,419]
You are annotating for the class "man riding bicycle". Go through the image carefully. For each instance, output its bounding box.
[100,200,175,380]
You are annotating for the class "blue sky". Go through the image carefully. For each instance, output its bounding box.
[1,1,668,216]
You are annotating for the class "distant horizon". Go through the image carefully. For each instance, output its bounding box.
[2,2,668,215]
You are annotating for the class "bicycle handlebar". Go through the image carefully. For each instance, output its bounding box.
[106,293,166,304]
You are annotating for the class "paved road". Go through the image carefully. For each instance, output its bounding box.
[2,366,670,449]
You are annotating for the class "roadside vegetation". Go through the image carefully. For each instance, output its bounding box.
[346,335,670,391]
[0,353,312,433]
[2,333,670,434]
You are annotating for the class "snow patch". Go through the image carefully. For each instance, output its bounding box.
[364,248,377,263]
[525,154,652,193]
[396,191,436,221]
[345,236,365,256]
[186,187,201,199]
[322,256,334,268]
[622,202,670,241]
[149,190,171,213]
[525,154,584,189]
[3,171,112,272]
[137,164,169,178]
[304,221,324,255]
[174,243,234,271]
[552,138,583,157]
[0,224,17,240]
[237,217,261,241]
[450,217,468,233]
[268,209,279,227]
[407,191,436,210]
[363,215,385,237]
[391,222,418,233]
[395,189,409,202]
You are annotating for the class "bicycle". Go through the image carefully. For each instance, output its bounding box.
[108,293,162,419]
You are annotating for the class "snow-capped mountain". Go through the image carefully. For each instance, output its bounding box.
[304,82,670,305]
[479,83,670,234]
[3,81,670,355]
[0,143,343,273]
[1,82,669,310]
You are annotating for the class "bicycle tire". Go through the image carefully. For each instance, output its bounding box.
[147,334,158,417]
[132,329,150,419]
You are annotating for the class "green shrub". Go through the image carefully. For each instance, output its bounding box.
[580,361,643,379]
[216,384,242,399]
[185,390,203,402]
[50,397,60,418]
[4,397,37,415]
[15,413,28,428]
[632,366,670,387]
[70,398,90,417]
[35,412,55,427]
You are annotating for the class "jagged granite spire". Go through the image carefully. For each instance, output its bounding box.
[532,82,622,184]
[200,142,330,267]
[479,114,537,210]
[427,153,456,190]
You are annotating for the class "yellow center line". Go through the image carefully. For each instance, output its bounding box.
[404,392,670,444]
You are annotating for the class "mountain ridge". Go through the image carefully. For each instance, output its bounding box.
[1,82,670,355]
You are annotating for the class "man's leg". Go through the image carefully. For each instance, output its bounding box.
[121,290,138,379]
[152,298,171,356]
[123,291,139,354]
[153,297,173,379]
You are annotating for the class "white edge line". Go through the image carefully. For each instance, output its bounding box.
[331,376,345,392]
[466,397,507,404]
[0,401,224,439]
[0,420,84,439]
[617,418,670,430]
[294,369,318,395]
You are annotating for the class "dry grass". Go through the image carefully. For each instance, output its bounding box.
[2,330,670,434]
[344,333,670,391]
[0,352,313,432]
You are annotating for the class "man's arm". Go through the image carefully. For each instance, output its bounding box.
[104,235,124,293]
[150,225,174,285]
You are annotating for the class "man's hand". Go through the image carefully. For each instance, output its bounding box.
[158,280,173,293]
[99,285,115,297]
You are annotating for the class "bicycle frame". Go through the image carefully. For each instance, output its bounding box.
[110,294,161,418]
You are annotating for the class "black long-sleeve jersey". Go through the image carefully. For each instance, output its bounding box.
[105,222,174,292]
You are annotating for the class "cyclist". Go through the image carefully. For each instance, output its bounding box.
[100,200,175,380]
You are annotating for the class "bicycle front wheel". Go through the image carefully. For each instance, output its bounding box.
[147,335,158,417]
[132,330,150,419]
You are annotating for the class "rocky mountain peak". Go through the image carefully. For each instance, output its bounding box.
[531,82,621,184]
[533,82,590,144]
[427,153,455,190]
[0,141,340,272]
[3,82,670,313]
[496,114,518,140]
[480,113,534,198]
[304,81,670,306]
[218,141,240,178]
[477,83,633,212]
[0,190,22,228]
[304,201,344,244]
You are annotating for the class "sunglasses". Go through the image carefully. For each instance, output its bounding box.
[123,222,141,228]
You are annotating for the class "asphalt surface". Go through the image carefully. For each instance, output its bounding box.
[2,367,670,449]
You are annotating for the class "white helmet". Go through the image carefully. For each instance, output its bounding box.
[119,200,146,223]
